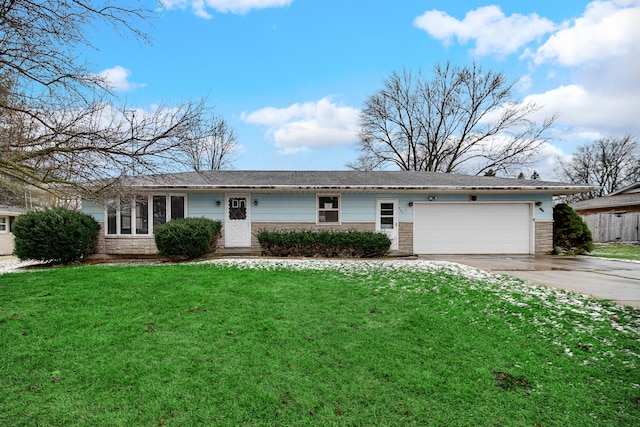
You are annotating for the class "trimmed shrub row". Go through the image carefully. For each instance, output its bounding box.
[154,217,222,260]
[257,229,391,258]
[13,207,101,264]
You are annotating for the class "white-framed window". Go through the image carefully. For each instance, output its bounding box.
[106,194,186,236]
[317,195,340,224]
[0,216,7,233]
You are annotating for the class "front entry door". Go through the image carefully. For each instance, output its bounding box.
[225,194,251,247]
[376,199,398,251]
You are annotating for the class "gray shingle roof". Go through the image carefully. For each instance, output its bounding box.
[126,170,592,195]
[0,206,25,215]
[572,193,640,211]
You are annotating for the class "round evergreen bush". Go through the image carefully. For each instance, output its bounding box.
[553,203,594,254]
[13,207,101,263]
[154,217,222,260]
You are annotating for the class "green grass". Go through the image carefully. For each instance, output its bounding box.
[590,243,640,260]
[1,259,639,426]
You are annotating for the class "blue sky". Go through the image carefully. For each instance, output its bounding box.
[86,0,640,178]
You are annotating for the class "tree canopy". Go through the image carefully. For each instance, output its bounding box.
[348,63,556,176]
[555,135,639,201]
[0,0,234,200]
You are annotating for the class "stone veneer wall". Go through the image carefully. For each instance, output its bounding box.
[398,222,413,255]
[534,221,554,254]
[94,220,554,256]
[94,222,158,257]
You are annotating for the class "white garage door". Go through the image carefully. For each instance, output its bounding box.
[413,203,532,254]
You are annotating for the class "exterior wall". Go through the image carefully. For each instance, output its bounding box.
[398,222,413,254]
[85,191,555,257]
[0,233,14,256]
[94,223,157,257]
[0,214,18,256]
[535,221,554,254]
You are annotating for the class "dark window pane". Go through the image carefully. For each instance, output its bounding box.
[171,196,185,220]
[228,198,247,220]
[319,196,339,209]
[107,200,117,234]
[135,196,149,234]
[321,211,339,223]
[153,196,167,228]
[120,197,131,235]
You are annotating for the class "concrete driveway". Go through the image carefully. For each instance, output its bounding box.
[424,255,640,309]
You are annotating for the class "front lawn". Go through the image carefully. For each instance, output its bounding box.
[1,259,639,426]
[590,243,640,261]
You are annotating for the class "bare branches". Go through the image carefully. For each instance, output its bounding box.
[177,115,238,172]
[0,1,236,200]
[350,62,556,175]
[555,135,640,201]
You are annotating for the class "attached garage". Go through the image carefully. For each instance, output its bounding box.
[413,202,533,254]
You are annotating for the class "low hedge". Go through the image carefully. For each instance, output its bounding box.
[154,218,222,260]
[257,229,391,258]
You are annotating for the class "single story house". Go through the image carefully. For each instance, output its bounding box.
[0,206,24,256]
[81,170,592,257]
[571,182,640,242]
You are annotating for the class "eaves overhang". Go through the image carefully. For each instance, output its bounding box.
[129,183,596,195]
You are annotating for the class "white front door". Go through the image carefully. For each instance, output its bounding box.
[376,199,399,250]
[224,194,251,247]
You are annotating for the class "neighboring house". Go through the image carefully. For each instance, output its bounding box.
[0,206,24,256]
[81,170,592,257]
[572,183,640,242]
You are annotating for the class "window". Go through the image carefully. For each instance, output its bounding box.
[318,195,340,224]
[0,216,6,233]
[106,194,186,235]
[228,197,247,220]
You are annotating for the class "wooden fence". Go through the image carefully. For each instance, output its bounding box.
[583,212,640,242]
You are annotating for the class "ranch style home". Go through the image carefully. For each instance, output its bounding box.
[81,170,593,257]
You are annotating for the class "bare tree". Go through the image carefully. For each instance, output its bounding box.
[179,116,238,171]
[555,135,640,201]
[0,0,228,198]
[348,63,556,175]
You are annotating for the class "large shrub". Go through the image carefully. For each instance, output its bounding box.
[257,229,391,258]
[553,203,594,254]
[13,207,101,263]
[154,217,222,260]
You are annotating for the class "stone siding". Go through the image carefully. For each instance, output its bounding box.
[398,222,413,255]
[95,222,158,257]
[93,220,554,256]
[535,221,553,254]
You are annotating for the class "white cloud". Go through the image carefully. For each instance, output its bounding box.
[161,0,293,18]
[413,5,556,56]
[417,1,640,139]
[97,66,146,92]
[527,1,640,136]
[534,0,640,66]
[524,83,640,134]
[242,97,360,154]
